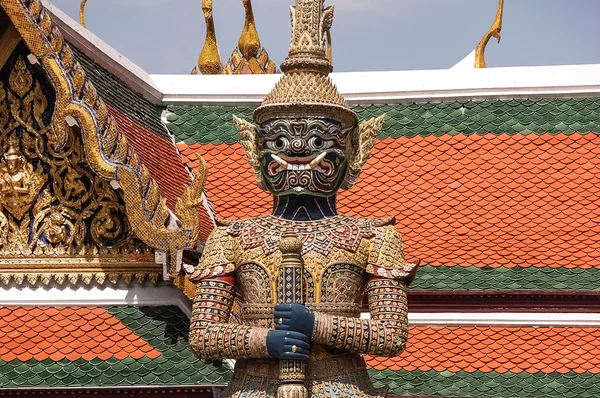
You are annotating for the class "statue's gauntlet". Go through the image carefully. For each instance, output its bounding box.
[311,278,409,357]
[189,277,271,360]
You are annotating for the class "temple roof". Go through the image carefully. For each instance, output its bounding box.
[367,325,600,398]
[0,305,231,389]
[169,98,600,280]
[4,1,600,397]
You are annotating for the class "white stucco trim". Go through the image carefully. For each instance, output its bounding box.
[360,312,600,327]
[0,282,193,318]
[152,64,600,106]
[43,0,163,105]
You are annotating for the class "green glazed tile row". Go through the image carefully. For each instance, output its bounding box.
[0,306,232,388]
[69,46,168,139]
[412,265,600,291]
[369,369,600,398]
[166,97,600,145]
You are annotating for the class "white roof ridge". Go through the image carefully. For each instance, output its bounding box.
[151,64,600,106]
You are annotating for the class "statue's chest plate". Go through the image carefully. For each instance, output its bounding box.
[228,215,378,256]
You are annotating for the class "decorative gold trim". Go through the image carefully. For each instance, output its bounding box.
[0,255,161,285]
[1,0,207,288]
[475,0,504,68]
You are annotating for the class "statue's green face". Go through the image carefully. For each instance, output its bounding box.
[259,119,350,197]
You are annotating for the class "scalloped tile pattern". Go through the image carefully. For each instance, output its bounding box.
[366,326,600,375]
[0,306,232,388]
[412,265,600,291]
[0,307,159,362]
[368,369,600,398]
[178,131,600,269]
[167,99,600,145]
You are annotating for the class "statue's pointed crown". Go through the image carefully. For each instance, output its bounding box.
[253,0,357,128]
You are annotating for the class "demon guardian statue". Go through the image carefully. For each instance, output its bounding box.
[187,1,418,396]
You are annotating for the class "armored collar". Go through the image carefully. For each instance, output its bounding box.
[227,215,394,256]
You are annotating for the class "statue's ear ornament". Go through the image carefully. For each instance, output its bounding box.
[232,115,265,190]
[343,114,386,190]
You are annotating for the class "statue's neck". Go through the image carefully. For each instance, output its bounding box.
[272,194,337,221]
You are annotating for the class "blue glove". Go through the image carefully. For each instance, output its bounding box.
[273,303,315,340]
[266,330,310,361]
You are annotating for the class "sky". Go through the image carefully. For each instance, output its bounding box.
[49,0,600,74]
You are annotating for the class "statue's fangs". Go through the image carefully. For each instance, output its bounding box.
[186,1,419,396]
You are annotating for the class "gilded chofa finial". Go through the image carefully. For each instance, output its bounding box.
[222,0,277,75]
[475,0,504,68]
[194,0,222,75]
[238,0,260,59]
[79,0,87,27]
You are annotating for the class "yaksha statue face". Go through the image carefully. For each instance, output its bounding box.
[232,0,387,201]
[259,118,350,196]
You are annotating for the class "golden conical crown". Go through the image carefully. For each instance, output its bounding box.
[253,0,357,128]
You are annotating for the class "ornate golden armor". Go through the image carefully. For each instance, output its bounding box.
[189,216,417,397]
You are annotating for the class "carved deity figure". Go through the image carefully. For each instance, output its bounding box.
[187,1,418,397]
[43,210,68,244]
[0,134,45,220]
[0,135,29,196]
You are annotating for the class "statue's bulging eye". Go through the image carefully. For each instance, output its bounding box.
[308,136,333,151]
[266,137,290,151]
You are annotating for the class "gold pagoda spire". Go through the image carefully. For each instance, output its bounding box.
[475,0,504,68]
[222,0,277,75]
[194,0,222,75]
[79,0,87,27]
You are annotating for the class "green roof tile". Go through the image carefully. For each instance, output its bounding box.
[411,265,600,291]
[370,369,600,398]
[166,98,600,145]
[0,306,232,389]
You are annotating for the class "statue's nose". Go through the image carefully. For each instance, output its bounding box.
[287,139,310,155]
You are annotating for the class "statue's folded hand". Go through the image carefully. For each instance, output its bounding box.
[266,330,310,361]
[273,303,315,339]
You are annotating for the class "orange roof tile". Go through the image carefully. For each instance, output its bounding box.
[179,132,600,268]
[0,307,161,362]
[365,325,600,374]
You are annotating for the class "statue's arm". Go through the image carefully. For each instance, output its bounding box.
[189,274,272,360]
[310,276,409,357]
[187,226,270,360]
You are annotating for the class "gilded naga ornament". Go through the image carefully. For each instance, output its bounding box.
[475,0,504,68]
[187,0,418,396]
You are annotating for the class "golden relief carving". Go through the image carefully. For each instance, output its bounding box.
[0,51,160,285]
[1,1,208,292]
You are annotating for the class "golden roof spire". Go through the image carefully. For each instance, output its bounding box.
[222,0,277,75]
[79,0,87,27]
[475,0,504,68]
[194,0,222,75]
